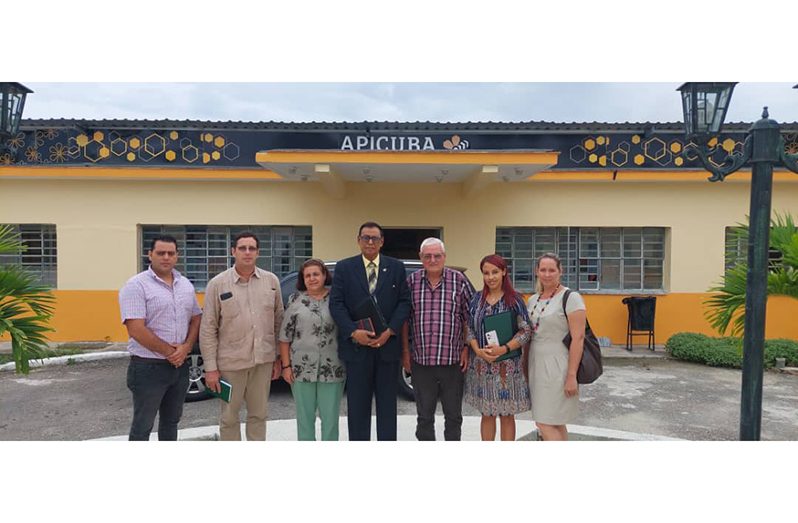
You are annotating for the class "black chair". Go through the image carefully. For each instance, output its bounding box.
[621,296,656,351]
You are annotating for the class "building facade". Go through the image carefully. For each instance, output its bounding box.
[2,119,797,344]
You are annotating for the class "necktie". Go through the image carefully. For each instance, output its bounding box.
[367,261,377,294]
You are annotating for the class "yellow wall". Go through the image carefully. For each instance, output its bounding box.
[2,166,798,343]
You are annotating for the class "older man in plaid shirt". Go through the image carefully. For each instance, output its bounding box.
[401,238,475,441]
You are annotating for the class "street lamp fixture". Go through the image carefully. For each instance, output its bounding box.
[677,82,798,440]
[0,82,33,139]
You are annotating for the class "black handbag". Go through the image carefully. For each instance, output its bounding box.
[561,290,603,384]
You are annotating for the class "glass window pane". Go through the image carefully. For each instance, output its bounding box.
[600,228,622,258]
[623,228,642,258]
[622,259,642,289]
[599,259,621,290]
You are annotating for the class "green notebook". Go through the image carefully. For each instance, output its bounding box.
[207,378,232,403]
[482,310,520,362]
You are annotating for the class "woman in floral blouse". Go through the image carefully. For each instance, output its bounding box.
[278,259,345,440]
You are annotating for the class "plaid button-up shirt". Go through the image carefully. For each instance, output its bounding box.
[407,267,475,366]
[119,266,202,359]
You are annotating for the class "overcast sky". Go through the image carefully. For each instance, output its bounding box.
[19,82,798,124]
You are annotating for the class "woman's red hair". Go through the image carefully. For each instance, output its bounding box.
[479,254,519,307]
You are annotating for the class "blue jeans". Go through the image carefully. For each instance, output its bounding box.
[126,357,189,441]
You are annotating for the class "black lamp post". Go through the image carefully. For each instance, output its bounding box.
[677,82,798,440]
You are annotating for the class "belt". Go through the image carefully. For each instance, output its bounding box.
[130,355,172,364]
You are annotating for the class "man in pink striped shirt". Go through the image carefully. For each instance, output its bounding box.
[119,235,202,441]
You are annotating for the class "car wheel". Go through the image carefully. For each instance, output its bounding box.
[185,348,211,402]
[398,366,415,401]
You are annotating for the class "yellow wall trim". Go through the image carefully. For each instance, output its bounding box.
[5,290,793,345]
[256,149,560,166]
[0,166,282,181]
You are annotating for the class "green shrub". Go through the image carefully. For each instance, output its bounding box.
[666,333,798,369]
[763,339,798,368]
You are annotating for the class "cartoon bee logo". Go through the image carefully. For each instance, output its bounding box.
[443,135,470,150]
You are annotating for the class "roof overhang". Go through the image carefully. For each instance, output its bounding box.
[255,149,559,198]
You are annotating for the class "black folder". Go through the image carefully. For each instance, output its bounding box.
[354,295,389,335]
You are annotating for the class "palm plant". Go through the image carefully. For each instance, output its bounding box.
[705,212,798,336]
[0,224,55,373]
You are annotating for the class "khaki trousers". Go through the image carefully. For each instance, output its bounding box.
[219,362,272,441]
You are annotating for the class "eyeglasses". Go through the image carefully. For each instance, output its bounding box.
[358,235,383,243]
[236,246,258,252]
[421,253,444,261]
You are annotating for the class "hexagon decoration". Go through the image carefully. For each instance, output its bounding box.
[202,152,211,164]
[674,157,684,166]
[76,134,90,147]
[144,133,166,157]
[182,145,199,163]
[631,135,641,145]
[83,140,105,163]
[111,138,128,156]
[634,154,645,166]
[222,143,240,161]
[203,133,213,143]
[643,137,667,162]
[211,151,221,161]
[127,152,136,162]
[617,141,630,152]
[588,153,598,163]
[100,146,110,159]
[180,137,193,148]
[584,138,596,151]
[682,141,699,161]
[569,144,587,163]
[707,137,719,148]
[669,140,682,154]
[66,137,81,158]
[93,131,105,142]
[165,150,176,162]
[214,136,225,148]
[169,131,179,141]
[598,155,607,167]
[596,136,606,146]
[109,131,122,142]
[129,137,141,150]
[610,147,628,167]
[721,138,737,154]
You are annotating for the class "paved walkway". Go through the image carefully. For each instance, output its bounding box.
[91,414,682,441]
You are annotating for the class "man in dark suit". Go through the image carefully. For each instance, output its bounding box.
[330,221,411,440]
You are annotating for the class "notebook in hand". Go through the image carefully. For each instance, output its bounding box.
[207,378,232,403]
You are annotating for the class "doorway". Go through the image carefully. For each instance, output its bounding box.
[381,228,441,260]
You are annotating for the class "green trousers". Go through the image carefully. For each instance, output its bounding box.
[291,381,345,441]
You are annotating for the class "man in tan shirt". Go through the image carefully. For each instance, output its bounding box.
[200,231,284,441]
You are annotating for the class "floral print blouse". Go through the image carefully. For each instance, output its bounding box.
[278,291,345,383]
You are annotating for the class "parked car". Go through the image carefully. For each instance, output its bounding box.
[185,260,466,402]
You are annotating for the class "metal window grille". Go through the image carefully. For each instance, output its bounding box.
[496,227,665,293]
[140,225,312,289]
[0,224,58,287]
[724,226,782,271]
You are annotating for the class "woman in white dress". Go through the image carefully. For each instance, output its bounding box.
[525,252,586,441]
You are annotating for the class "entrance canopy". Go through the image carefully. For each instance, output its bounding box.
[255,149,558,198]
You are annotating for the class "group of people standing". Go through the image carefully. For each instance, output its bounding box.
[118,221,588,442]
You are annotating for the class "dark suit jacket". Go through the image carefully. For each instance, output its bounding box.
[329,254,411,362]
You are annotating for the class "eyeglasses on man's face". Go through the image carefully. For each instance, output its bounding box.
[236,245,259,252]
[358,235,383,243]
[421,253,444,261]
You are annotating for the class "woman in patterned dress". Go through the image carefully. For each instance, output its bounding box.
[278,259,345,441]
[464,254,531,441]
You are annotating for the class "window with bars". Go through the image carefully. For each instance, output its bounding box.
[724,226,783,270]
[140,225,312,289]
[496,227,666,293]
[0,224,58,287]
